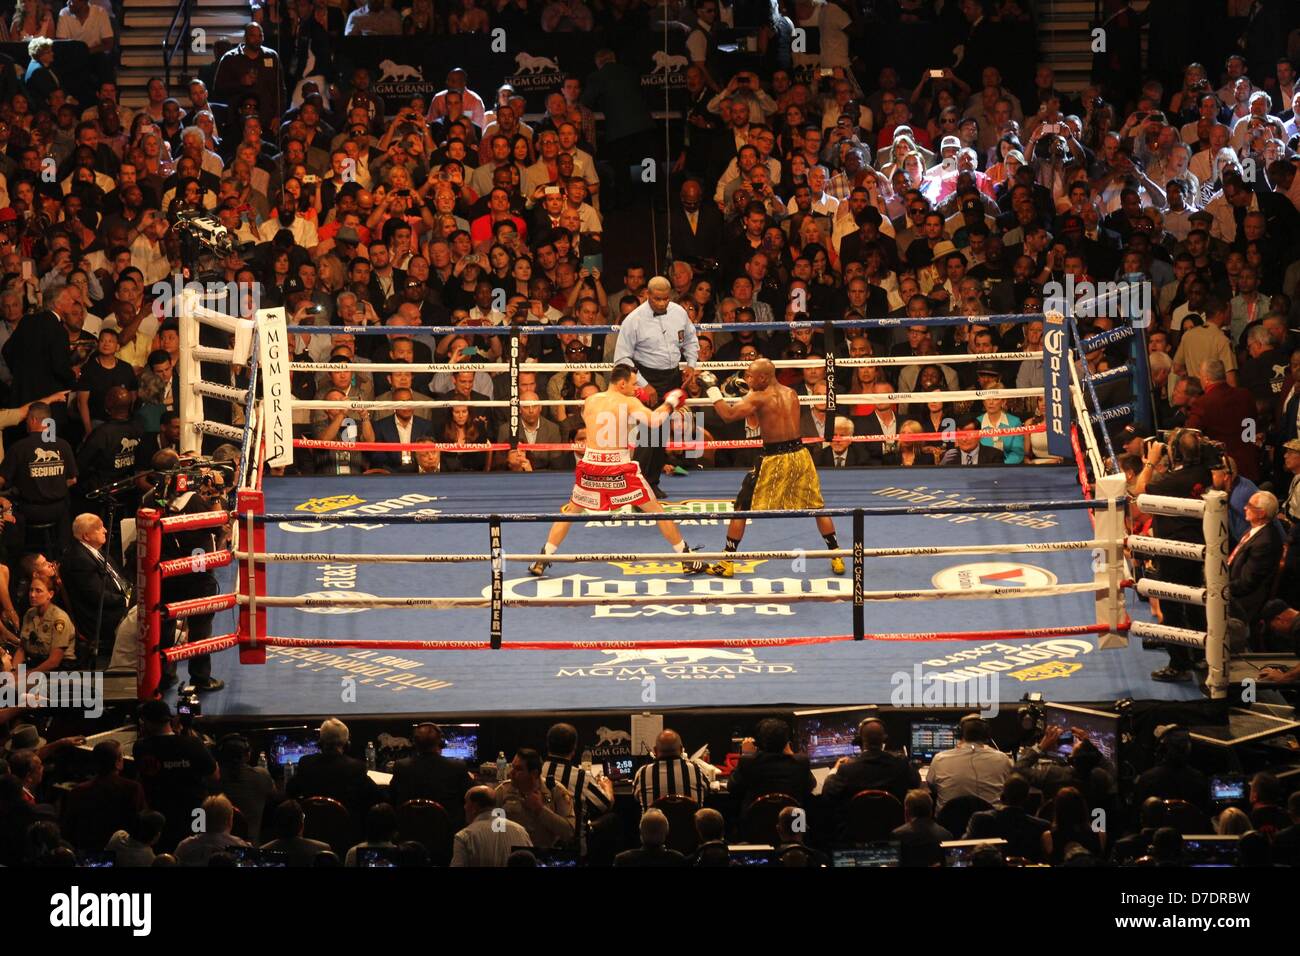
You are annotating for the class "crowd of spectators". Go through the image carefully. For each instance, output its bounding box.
[3,711,1298,867]
[0,0,1299,867]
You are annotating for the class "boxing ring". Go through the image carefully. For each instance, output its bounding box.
[135,295,1223,717]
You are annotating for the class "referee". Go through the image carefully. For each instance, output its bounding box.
[631,730,709,811]
[612,275,699,497]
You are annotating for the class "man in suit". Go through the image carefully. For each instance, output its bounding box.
[668,178,725,265]
[389,723,473,829]
[822,718,920,837]
[494,392,565,470]
[612,809,687,867]
[727,718,815,813]
[962,773,1050,862]
[1186,359,1261,481]
[3,284,78,435]
[891,788,954,867]
[370,391,433,473]
[1228,491,1284,628]
[62,513,131,661]
[816,416,873,467]
[286,718,381,819]
[940,418,1006,465]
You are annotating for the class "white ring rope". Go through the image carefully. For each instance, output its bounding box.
[235,539,1110,565]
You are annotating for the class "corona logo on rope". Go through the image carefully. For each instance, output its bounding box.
[294,590,380,614]
[295,494,366,514]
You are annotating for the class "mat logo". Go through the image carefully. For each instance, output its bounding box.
[931,562,1058,591]
[610,559,764,575]
[296,494,366,514]
[294,590,378,614]
[557,645,794,680]
[918,638,1093,684]
[280,493,442,532]
[1008,661,1083,681]
[600,647,758,666]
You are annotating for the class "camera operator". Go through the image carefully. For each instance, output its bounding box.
[151,449,228,695]
[1131,428,1217,683]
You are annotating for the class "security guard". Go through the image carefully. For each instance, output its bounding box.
[0,400,78,559]
[13,573,77,672]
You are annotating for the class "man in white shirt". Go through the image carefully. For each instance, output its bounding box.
[129,211,172,284]
[927,715,1013,811]
[451,786,532,867]
[56,0,114,83]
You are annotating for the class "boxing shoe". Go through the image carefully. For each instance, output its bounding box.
[707,560,735,578]
[830,557,845,575]
[681,546,707,574]
[528,559,551,577]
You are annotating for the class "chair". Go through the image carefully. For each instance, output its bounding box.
[741,792,801,845]
[845,790,904,842]
[396,799,454,866]
[300,796,353,855]
[937,795,992,838]
[1162,799,1212,836]
[651,795,701,855]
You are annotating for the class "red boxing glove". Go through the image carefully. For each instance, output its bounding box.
[635,386,655,405]
[663,388,686,410]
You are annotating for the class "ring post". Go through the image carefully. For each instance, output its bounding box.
[238,489,266,665]
[823,319,837,413]
[489,517,503,649]
[1094,472,1128,648]
[509,326,520,445]
[1202,489,1229,699]
[136,507,163,700]
[852,509,864,640]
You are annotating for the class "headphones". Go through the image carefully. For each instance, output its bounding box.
[1165,427,1201,468]
[854,716,886,749]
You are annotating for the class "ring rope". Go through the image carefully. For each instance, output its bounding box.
[235,539,1110,565]
[236,580,1126,610]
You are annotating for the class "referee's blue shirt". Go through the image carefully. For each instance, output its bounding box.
[612,301,699,383]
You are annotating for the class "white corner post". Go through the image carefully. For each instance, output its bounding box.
[1201,489,1229,700]
[1094,472,1128,649]
[177,287,203,456]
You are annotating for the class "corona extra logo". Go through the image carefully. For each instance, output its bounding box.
[609,559,766,575]
[1008,661,1082,682]
[296,494,365,514]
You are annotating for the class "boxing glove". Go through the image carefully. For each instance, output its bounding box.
[706,386,724,402]
[635,385,655,406]
[663,388,686,410]
[696,370,719,391]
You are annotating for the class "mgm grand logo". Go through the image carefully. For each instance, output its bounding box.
[557,645,795,681]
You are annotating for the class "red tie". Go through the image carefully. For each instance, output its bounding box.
[1228,527,1257,565]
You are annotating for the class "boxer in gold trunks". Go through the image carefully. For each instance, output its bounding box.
[701,358,844,578]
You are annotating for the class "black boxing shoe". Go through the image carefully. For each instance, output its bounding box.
[681,546,707,574]
[529,559,551,577]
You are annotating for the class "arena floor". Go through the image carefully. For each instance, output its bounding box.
[192,466,1201,718]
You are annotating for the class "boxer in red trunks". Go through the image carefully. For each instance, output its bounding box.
[529,364,706,576]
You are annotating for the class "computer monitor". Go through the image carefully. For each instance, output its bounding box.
[832,843,900,867]
[224,846,289,868]
[1210,773,1247,803]
[794,707,875,768]
[1041,703,1119,763]
[437,724,479,763]
[603,757,635,782]
[942,838,1007,867]
[728,845,776,866]
[266,727,320,769]
[1183,835,1239,867]
[528,847,579,868]
[77,851,115,868]
[910,720,959,762]
[357,847,400,868]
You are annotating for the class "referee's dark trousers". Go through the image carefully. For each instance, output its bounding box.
[633,363,683,494]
